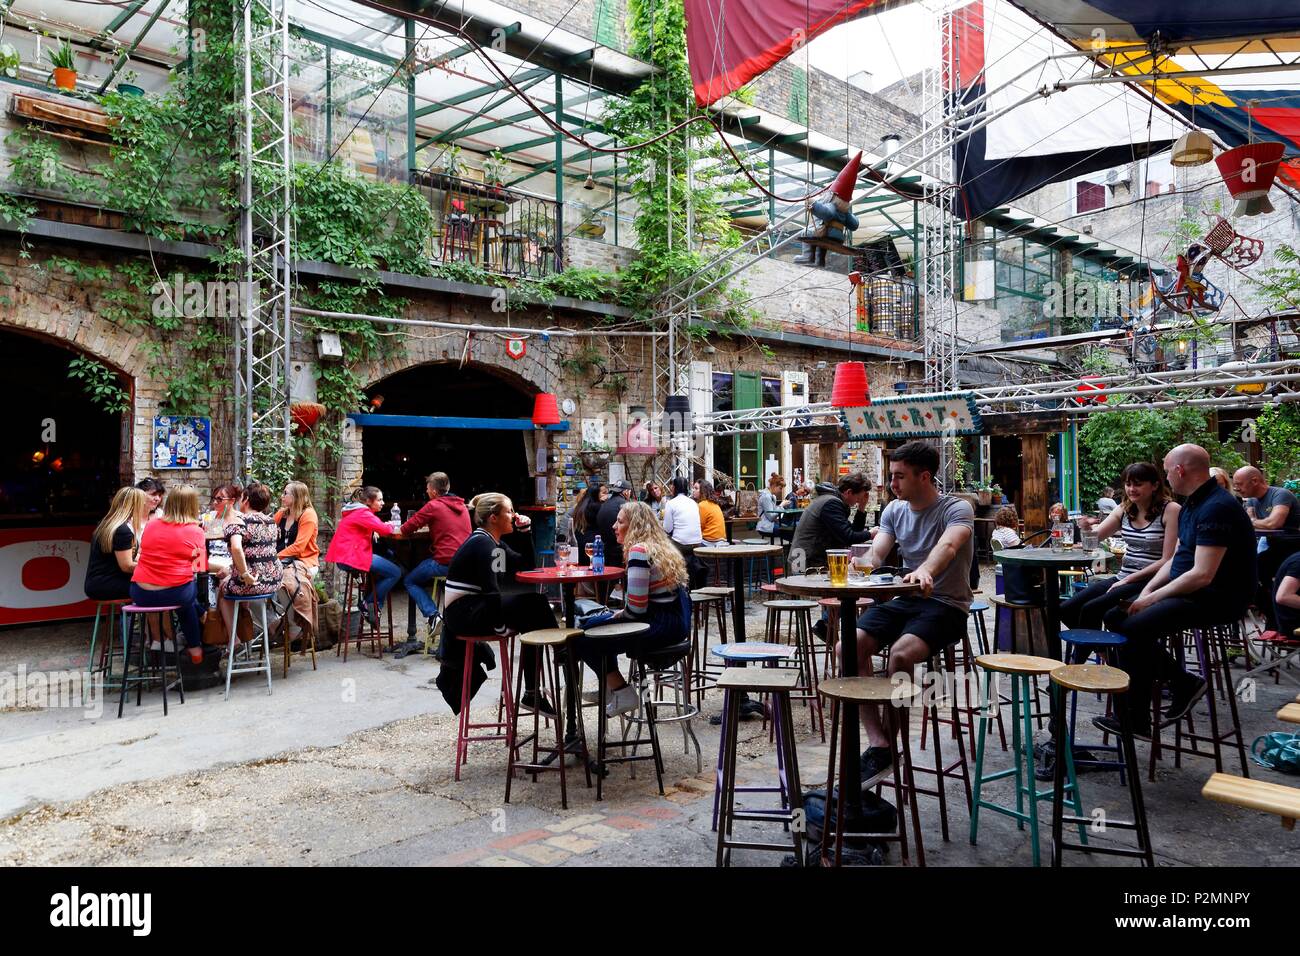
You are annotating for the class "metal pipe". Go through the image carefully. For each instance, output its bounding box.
[291,306,667,337]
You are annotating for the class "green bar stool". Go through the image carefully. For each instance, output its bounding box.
[970,653,1086,867]
[87,598,131,703]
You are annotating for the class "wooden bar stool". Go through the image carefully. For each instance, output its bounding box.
[117,605,185,718]
[421,575,447,655]
[583,620,659,801]
[506,628,589,809]
[689,590,728,705]
[1060,629,1129,778]
[87,598,131,703]
[1167,623,1250,777]
[910,644,973,841]
[1049,664,1153,867]
[762,599,824,738]
[818,675,925,867]
[453,635,515,781]
[970,653,1081,867]
[817,596,873,679]
[715,667,805,867]
[223,593,274,700]
[709,642,797,831]
[989,594,1051,728]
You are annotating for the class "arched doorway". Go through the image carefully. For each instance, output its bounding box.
[362,361,538,513]
[1,330,126,522]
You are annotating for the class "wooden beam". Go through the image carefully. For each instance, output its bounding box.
[1021,433,1049,534]
[979,410,1069,436]
[789,424,845,444]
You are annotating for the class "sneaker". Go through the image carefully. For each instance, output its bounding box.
[812,618,828,643]
[1163,675,1208,724]
[606,685,640,718]
[738,697,767,719]
[581,689,601,704]
[859,746,893,784]
[1092,714,1152,741]
[521,690,557,717]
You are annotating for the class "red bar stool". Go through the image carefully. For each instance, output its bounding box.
[453,635,515,780]
[117,604,185,718]
[336,566,393,661]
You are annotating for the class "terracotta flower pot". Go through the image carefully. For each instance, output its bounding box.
[52,67,77,91]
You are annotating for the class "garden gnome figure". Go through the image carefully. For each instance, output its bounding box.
[793,151,862,267]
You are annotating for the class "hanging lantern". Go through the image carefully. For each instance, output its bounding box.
[531,392,561,427]
[1215,141,1286,216]
[662,394,693,434]
[830,361,871,407]
[290,401,326,436]
[1171,128,1214,167]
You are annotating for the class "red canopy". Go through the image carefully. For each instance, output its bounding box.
[684,0,898,106]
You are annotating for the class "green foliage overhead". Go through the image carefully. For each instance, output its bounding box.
[1077,405,1244,507]
[67,356,130,414]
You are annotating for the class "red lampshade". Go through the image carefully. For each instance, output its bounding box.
[1076,376,1105,405]
[532,392,561,426]
[830,361,871,408]
[1215,142,1286,215]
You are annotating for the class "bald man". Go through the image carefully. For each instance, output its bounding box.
[1098,444,1256,738]
[1233,465,1300,628]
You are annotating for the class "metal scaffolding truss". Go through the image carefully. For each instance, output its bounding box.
[236,0,294,478]
[684,358,1300,436]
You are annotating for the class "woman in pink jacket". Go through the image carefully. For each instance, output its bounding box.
[325,486,401,622]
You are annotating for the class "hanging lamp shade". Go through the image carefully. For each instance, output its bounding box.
[1215,141,1286,216]
[830,361,871,408]
[662,394,693,433]
[1076,376,1105,405]
[531,392,561,426]
[1171,128,1214,167]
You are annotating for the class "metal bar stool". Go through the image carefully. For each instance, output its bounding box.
[970,653,1085,867]
[87,598,131,703]
[224,593,274,700]
[762,599,824,738]
[910,643,973,842]
[818,675,924,867]
[628,639,701,774]
[989,594,1052,728]
[422,575,447,655]
[715,667,804,867]
[817,596,874,679]
[506,628,589,809]
[583,620,659,800]
[337,566,389,661]
[1048,663,1153,866]
[453,635,516,781]
[117,604,185,718]
[689,589,729,705]
[1060,628,1128,779]
[709,642,797,831]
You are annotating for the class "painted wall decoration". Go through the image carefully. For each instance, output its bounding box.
[152,416,211,470]
[0,526,97,625]
[840,393,982,441]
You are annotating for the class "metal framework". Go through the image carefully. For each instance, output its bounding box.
[236,0,294,478]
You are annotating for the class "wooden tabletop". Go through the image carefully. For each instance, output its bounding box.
[774,574,921,601]
[992,547,1100,568]
[516,566,625,584]
[696,543,783,558]
[1278,703,1300,725]
[716,667,800,692]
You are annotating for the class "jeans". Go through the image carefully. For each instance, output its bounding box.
[1059,576,1145,635]
[443,590,558,693]
[405,558,450,619]
[575,588,690,678]
[1102,596,1237,722]
[129,580,202,648]
[366,554,403,611]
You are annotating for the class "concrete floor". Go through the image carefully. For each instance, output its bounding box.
[2,573,1299,867]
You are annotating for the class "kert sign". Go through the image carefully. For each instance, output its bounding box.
[840,393,982,441]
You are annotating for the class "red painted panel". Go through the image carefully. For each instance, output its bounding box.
[0,526,98,626]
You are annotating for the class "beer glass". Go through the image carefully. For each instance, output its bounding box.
[827,549,850,587]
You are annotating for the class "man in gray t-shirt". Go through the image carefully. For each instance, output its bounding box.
[1234,465,1300,628]
[850,441,975,782]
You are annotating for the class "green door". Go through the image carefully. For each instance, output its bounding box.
[732,371,762,491]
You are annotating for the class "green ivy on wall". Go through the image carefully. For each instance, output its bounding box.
[1251,404,1300,484]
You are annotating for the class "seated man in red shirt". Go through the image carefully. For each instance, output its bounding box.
[401,471,471,637]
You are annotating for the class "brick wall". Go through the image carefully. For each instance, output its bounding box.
[563,234,637,273]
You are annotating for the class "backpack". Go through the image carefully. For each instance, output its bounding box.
[802,786,897,847]
[1251,732,1300,774]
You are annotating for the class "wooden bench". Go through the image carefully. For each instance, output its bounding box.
[1278,703,1300,725]
[1202,772,1300,831]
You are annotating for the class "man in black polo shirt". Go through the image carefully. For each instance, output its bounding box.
[1098,444,1256,738]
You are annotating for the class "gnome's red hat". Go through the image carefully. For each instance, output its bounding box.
[830,151,863,202]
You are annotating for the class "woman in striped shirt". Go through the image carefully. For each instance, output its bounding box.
[1062,462,1181,637]
[578,501,692,717]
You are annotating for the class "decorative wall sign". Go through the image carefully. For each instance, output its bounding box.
[152,416,211,469]
[505,338,527,360]
[840,393,982,441]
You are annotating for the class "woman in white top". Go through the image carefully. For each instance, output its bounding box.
[1062,462,1181,636]
[662,475,705,589]
[990,505,1021,549]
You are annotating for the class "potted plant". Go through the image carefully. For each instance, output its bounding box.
[116,70,144,97]
[990,483,1003,505]
[439,143,462,179]
[971,478,992,507]
[47,40,77,91]
[576,204,605,239]
[0,42,20,79]
[481,148,508,188]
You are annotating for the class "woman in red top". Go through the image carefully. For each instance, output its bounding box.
[324,486,401,623]
[131,484,207,663]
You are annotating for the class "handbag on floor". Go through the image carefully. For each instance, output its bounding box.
[1251,732,1300,774]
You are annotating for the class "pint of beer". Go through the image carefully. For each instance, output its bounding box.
[827,550,851,587]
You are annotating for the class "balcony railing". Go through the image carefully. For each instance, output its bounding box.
[410,171,561,279]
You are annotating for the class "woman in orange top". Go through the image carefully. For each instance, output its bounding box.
[693,478,727,543]
[274,480,320,567]
[131,484,207,663]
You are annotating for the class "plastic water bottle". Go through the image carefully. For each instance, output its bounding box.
[592,534,605,574]
[390,503,402,531]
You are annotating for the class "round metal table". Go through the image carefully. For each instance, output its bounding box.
[774,574,922,833]
[992,547,1100,659]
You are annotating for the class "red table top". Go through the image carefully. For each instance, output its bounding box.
[517,566,625,584]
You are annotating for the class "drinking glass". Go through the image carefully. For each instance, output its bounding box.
[1061,522,1076,550]
[555,543,571,573]
[585,543,595,563]
[827,550,850,587]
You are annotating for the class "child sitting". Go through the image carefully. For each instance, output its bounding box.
[991,505,1022,549]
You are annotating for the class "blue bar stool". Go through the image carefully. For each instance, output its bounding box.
[1061,628,1128,779]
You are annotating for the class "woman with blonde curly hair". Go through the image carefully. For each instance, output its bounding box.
[577,500,691,717]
